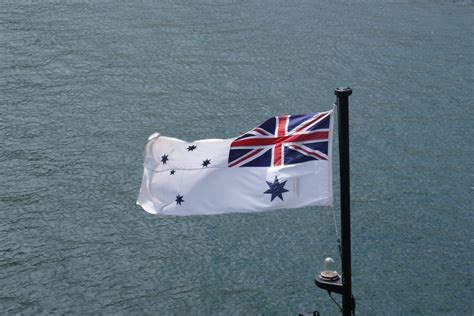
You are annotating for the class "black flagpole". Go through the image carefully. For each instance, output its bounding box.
[336,87,355,316]
[304,88,355,316]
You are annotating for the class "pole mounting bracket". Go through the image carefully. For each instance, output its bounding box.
[314,274,343,295]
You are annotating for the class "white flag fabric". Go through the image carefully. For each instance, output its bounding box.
[137,110,333,216]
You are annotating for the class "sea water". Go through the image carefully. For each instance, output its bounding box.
[1,0,472,314]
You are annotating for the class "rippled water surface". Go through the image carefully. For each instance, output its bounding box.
[1,0,473,314]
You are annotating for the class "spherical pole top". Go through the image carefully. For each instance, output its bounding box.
[335,87,352,97]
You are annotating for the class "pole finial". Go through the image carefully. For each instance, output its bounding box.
[335,87,352,97]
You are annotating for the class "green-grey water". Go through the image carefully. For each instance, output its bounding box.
[1,0,472,314]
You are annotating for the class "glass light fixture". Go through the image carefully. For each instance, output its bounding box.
[320,257,340,281]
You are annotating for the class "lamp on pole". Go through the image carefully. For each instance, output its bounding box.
[314,87,355,315]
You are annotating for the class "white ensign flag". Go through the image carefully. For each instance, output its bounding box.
[137,110,333,216]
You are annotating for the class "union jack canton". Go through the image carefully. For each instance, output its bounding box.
[228,111,331,167]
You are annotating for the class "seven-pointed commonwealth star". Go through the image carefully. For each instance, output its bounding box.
[161,154,169,164]
[175,194,184,205]
[187,145,197,151]
[264,176,289,201]
[202,159,211,167]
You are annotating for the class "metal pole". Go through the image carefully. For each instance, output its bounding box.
[335,87,354,316]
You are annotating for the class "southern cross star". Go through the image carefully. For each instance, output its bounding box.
[187,145,197,151]
[202,159,211,167]
[170,169,176,175]
[264,176,289,201]
[175,194,184,205]
[161,154,169,164]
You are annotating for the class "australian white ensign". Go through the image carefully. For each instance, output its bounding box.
[137,110,334,216]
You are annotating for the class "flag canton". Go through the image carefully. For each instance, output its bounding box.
[228,111,331,167]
